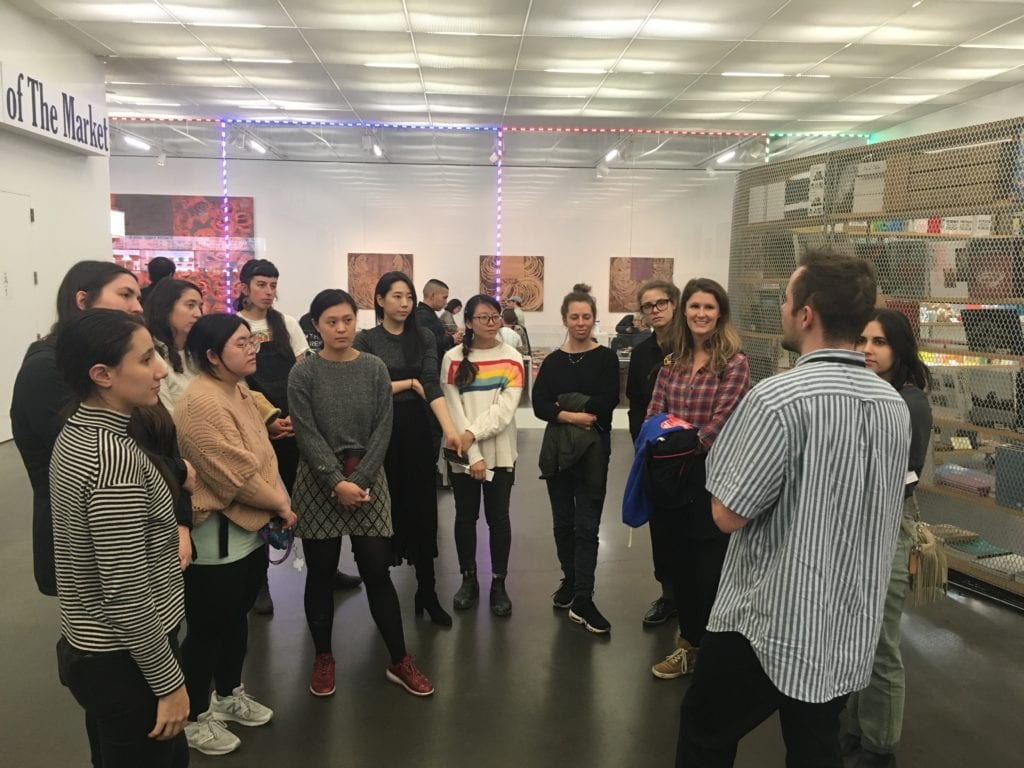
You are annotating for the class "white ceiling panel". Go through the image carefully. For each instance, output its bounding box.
[279,0,407,32]
[27,0,172,22]
[966,16,1024,48]
[805,44,954,78]
[900,45,1024,79]
[524,0,655,38]
[406,0,531,35]
[595,73,701,100]
[750,1,902,44]
[504,96,591,117]
[581,98,667,118]
[615,39,739,74]
[639,0,787,41]
[190,27,315,61]
[229,63,336,91]
[509,71,607,99]
[414,35,522,70]
[861,1,1024,45]
[325,64,425,93]
[516,36,631,71]
[422,69,512,96]
[760,77,876,102]
[302,29,414,65]
[715,41,851,75]
[116,58,248,87]
[160,1,294,27]
[67,20,205,56]
[842,78,965,105]
[670,76,776,102]
[655,101,752,120]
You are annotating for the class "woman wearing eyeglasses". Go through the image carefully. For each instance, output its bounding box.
[441,295,525,616]
[172,314,297,756]
[626,280,681,629]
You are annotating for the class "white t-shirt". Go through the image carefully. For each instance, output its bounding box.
[239,312,309,358]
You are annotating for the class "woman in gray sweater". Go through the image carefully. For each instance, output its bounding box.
[289,289,434,698]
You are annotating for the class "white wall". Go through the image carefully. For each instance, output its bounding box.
[109,155,736,333]
[875,84,1024,142]
[0,1,111,440]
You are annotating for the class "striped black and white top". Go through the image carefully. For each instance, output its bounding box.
[50,405,185,697]
[705,349,910,704]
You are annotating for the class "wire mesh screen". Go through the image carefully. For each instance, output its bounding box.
[728,117,1024,601]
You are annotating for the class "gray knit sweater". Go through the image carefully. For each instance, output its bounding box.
[353,325,443,403]
[287,352,393,491]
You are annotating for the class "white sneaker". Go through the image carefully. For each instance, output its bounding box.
[208,684,273,726]
[184,713,241,755]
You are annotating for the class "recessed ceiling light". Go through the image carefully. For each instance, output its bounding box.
[717,150,736,164]
[364,62,419,69]
[123,136,151,151]
[190,22,267,29]
[230,58,293,64]
[177,56,224,62]
[248,139,267,154]
[721,71,786,78]
[544,67,609,75]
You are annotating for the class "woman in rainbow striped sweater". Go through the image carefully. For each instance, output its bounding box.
[440,294,525,617]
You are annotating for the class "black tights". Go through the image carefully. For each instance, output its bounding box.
[303,536,406,664]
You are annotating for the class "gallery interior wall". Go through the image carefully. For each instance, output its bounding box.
[108,154,736,329]
[0,2,111,440]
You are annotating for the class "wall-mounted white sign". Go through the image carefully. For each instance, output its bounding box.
[0,61,109,156]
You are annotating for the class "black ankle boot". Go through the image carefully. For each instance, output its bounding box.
[414,590,453,627]
[490,575,512,617]
[453,570,479,610]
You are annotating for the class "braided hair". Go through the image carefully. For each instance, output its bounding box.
[454,294,502,389]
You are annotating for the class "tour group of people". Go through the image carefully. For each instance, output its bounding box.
[13,250,927,768]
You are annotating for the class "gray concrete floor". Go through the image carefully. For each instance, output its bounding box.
[2,431,1023,768]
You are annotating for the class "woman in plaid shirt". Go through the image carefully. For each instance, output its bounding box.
[645,278,750,681]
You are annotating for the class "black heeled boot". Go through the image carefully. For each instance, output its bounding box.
[453,570,479,610]
[490,575,512,617]
[414,557,452,627]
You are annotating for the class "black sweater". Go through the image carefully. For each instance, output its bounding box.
[901,384,933,498]
[626,332,666,442]
[532,346,620,434]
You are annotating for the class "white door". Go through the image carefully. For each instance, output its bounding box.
[0,190,35,442]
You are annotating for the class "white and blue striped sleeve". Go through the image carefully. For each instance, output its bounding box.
[705,392,788,521]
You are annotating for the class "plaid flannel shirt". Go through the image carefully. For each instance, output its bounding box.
[647,353,750,453]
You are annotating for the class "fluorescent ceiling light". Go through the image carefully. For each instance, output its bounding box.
[717,150,736,164]
[960,43,1024,50]
[912,1,923,7]
[796,73,831,79]
[237,104,279,110]
[604,147,620,162]
[722,71,785,78]
[230,58,293,64]
[248,139,266,154]
[177,56,223,61]
[123,136,151,151]
[544,67,609,74]
[372,143,383,158]
[190,22,267,29]
[108,98,182,107]
[364,62,419,69]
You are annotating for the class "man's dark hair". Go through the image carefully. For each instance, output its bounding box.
[791,250,877,344]
[147,256,176,282]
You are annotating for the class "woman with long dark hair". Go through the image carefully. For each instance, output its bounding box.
[354,271,462,627]
[173,314,296,756]
[290,289,434,697]
[235,258,308,614]
[647,278,750,680]
[533,284,620,634]
[12,260,144,598]
[626,278,681,628]
[51,309,188,767]
[441,294,525,616]
[844,309,934,768]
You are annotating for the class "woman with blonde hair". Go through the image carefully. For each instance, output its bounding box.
[646,278,750,680]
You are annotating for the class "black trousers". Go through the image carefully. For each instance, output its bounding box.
[271,436,299,494]
[58,634,188,768]
[181,547,266,720]
[545,438,610,598]
[648,502,676,589]
[673,531,730,646]
[451,468,514,575]
[676,631,848,768]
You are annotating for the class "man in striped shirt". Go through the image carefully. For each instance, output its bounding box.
[675,251,911,767]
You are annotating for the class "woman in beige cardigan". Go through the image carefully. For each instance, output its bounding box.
[173,314,297,757]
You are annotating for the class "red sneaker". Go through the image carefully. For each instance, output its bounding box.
[386,655,434,697]
[310,653,336,697]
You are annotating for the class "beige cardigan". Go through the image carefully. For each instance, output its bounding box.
[173,374,282,532]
